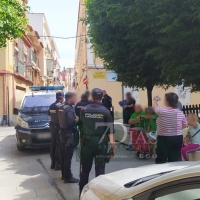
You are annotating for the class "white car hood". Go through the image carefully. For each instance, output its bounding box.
[87,162,200,199]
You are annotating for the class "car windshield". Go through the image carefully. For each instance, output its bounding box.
[124,171,174,188]
[21,95,55,113]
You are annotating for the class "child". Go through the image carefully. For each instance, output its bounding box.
[145,107,158,154]
[181,114,200,161]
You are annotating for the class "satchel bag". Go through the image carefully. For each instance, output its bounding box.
[183,129,200,146]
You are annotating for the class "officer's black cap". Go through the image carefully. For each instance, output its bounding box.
[56,92,64,99]
[65,92,75,100]
[92,88,103,100]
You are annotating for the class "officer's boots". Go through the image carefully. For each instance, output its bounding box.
[54,162,61,171]
[64,177,79,183]
[50,162,55,169]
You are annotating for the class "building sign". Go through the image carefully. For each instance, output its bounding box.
[9,66,13,71]
[93,72,105,79]
[107,72,118,82]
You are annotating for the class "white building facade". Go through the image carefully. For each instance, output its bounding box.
[27,13,61,86]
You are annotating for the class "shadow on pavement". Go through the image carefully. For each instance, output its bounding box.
[0,133,79,200]
[0,129,154,200]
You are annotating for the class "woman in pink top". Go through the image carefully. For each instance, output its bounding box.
[153,93,187,164]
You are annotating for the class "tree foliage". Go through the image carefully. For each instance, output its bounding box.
[144,0,200,92]
[85,0,200,104]
[0,0,28,48]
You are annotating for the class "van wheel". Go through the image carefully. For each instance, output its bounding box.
[17,144,26,151]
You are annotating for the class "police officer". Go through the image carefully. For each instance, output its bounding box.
[48,92,64,170]
[58,92,79,183]
[102,90,112,110]
[79,88,115,194]
[75,94,89,147]
[85,91,92,104]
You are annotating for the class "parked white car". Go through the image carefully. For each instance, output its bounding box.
[81,161,200,200]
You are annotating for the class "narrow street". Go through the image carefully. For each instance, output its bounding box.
[0,127,154,200]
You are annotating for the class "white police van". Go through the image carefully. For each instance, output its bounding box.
[13,86,64,151]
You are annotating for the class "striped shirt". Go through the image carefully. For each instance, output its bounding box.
[155,106,187,136]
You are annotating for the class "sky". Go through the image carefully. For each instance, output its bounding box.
[28,0,79,70]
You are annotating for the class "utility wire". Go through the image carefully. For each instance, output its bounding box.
[25,34,87,40]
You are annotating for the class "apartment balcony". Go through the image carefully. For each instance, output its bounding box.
[46,58,53,79]
[15,60,26,76]
[47,70,53,78]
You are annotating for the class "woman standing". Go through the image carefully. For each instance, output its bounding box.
[153,93,187,163]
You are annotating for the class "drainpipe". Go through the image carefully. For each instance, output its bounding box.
[7,86,10,126]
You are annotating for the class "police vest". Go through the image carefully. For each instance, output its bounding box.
[83,112,108,138]
[58,105,70,129]
[49,102,63,123]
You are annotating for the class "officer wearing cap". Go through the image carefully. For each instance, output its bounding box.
[79,88,115,194]
[58,92,79,183]
[48,92,64,170]
[75,94,89,147]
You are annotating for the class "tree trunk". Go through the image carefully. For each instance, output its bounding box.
[147,87,153,106]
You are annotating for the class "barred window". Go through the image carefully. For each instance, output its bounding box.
[18,39,24,62]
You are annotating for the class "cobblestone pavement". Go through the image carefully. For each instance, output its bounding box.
[0,127,154,200]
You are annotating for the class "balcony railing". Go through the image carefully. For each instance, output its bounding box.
[16,61,25,76]
[47,70,53,77]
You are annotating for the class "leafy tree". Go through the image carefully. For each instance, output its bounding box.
[85,0,174,106]
[145,0,200,92]
[85,0,200,105]
[0,0,28,48]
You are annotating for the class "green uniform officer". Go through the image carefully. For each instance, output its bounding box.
[79,88,115,195]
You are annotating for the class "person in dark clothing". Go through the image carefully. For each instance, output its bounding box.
[102,90,112,110]
[75,94,89,118]
[79,88,115,195]
[123,92,136,124]
[48,92,64,170]
[75,94,89,146]
[58,92,79,183]
[85,91,92,104]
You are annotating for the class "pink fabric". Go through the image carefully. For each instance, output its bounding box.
[60,72,66,81]
[155,106,187,136]
[181,144,200,161]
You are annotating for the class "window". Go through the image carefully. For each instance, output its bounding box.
[155,189,200,200]
[32,49,37,64]
[18,39,24,62]
[134,177,200,200]
[14,52,18,72]
[22,95,55,108]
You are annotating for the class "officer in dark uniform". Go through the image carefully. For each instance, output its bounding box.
[102,90,112,110]
[48,92,64,170]
[85,91,92,104]
[75,94,89,147]
[79,88,115,194]
[102,90,114,119]
[58,92,79,183]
